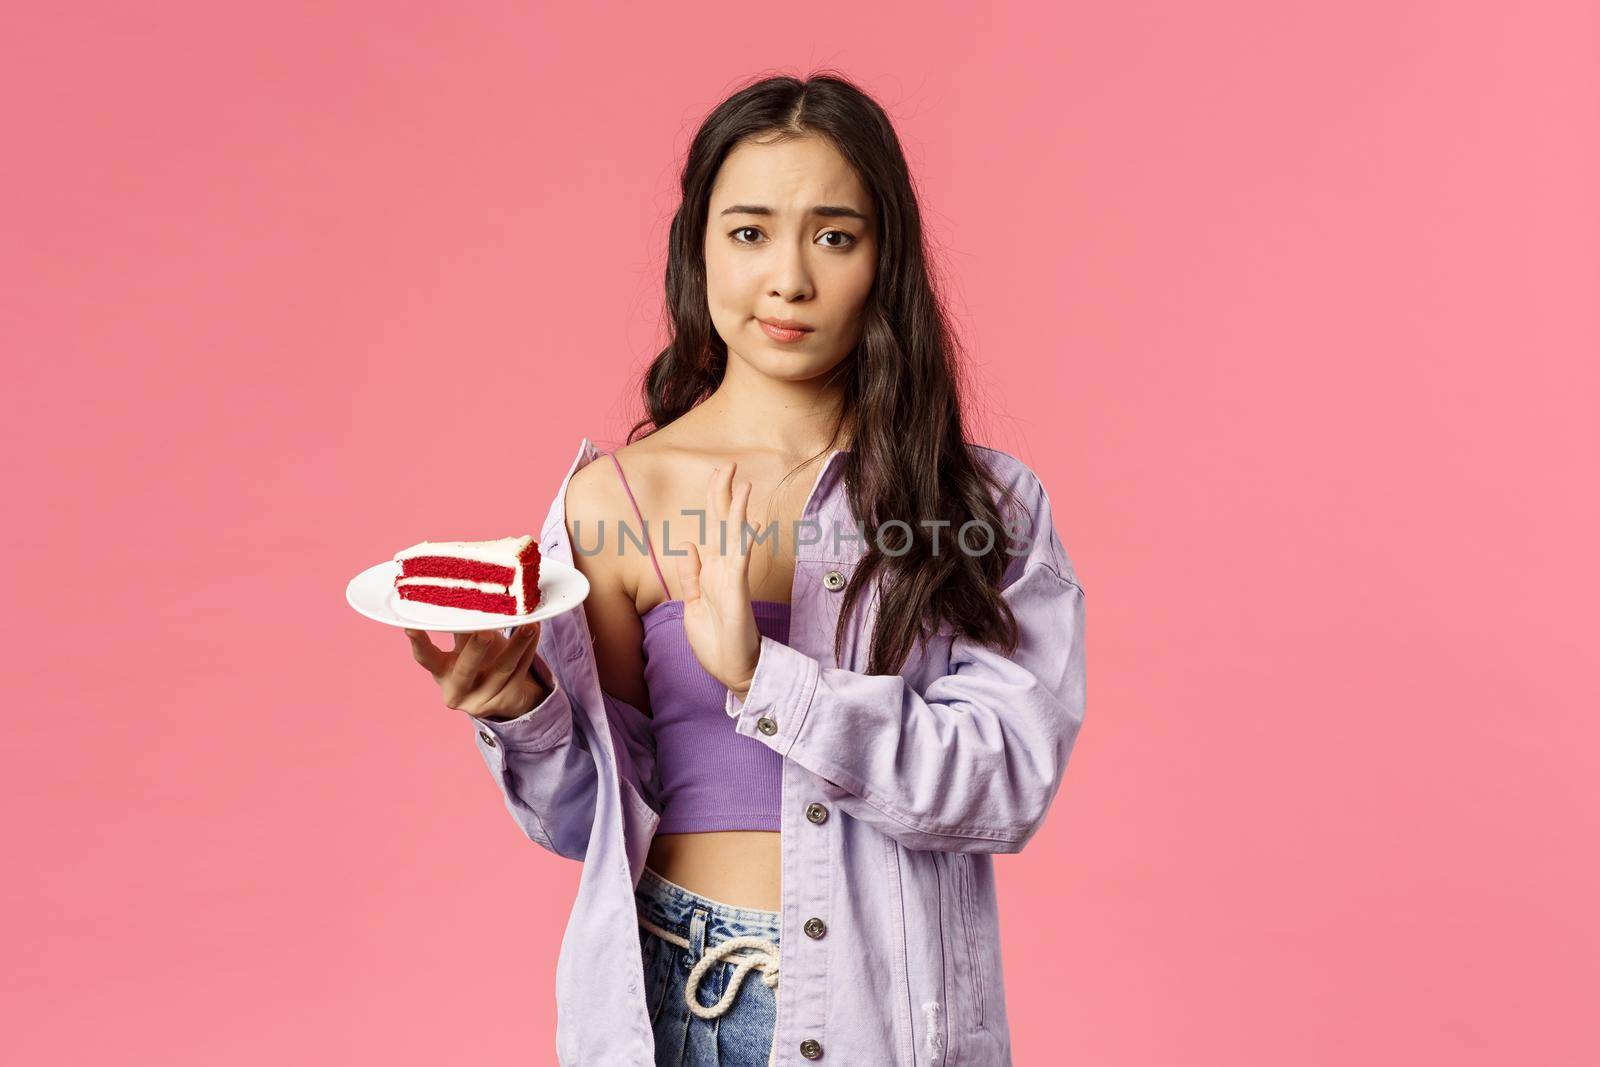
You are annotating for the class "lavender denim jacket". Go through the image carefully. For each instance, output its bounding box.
[468,437,1086,1065]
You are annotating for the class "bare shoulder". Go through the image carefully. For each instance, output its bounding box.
[604,431,710,510]
[561,456,632,599]
[562,434,696,599]
[560,445,659,708]
[562,455,617,530]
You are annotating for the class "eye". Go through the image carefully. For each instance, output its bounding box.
[727,226,858,249]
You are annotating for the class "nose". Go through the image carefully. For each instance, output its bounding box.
[766,237,816,302]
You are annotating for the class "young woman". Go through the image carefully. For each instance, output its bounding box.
[404,72,1086,1067]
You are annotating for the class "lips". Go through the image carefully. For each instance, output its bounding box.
[757,318,814,343]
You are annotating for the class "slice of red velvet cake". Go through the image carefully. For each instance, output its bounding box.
[392,535,542,616]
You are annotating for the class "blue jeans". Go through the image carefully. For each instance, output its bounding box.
[634,865,781,1066]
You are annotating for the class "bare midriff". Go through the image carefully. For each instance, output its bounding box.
[646,830,782,911]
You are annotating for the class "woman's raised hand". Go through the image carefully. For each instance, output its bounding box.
[675,461,761,698]
[404,621,549,722]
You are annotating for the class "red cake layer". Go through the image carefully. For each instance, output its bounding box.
[518,539,542,614]
[399,556,516,585]
[396,585,519,614]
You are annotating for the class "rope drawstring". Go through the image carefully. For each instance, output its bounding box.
[637,914,781,1021]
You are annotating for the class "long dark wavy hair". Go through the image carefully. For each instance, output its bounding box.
[625,70,1024,675]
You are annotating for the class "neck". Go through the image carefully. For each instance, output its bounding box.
[698,353,851,457]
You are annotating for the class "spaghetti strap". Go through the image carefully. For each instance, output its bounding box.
[603,450,673,600]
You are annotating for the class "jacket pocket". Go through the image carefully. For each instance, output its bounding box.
[953,852,987,1032]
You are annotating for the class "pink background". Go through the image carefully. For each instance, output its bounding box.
[4,3,1596,1063]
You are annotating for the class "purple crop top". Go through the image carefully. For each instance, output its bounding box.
[603,451,787,834]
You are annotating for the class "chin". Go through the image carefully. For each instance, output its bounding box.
[753,353,846,382]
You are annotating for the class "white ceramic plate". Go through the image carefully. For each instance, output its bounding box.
[345,556,589,633]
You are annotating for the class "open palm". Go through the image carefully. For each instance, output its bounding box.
[673,461,761,697]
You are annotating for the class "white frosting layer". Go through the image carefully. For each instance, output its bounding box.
[396,576,507,594]
[393,535,534,567]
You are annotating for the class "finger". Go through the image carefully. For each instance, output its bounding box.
[676,541,703,604]
[444,630,496,705]
[478,621,541,696]
[719,461,736,533]
[475,624,546,718]
[405,629,448,678]
[730,479,754,581]
[499,625,545,700]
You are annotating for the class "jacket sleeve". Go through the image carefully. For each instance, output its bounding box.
[725,487,1086,854]
[466,633,661,861]
[466,649,598,861]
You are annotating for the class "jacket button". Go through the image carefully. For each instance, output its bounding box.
[804,917,826,939]
[805,802,829,824]
[756,716,778,735]
[822,569,845,591]
[800,1038,823,1058]
[478,730,497,747]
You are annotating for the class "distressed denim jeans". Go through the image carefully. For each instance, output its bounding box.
[635,865,781,1066]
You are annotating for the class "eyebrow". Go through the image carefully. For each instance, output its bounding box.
[718,203,870,223]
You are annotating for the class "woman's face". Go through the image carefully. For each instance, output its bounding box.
[703,134,877,383]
